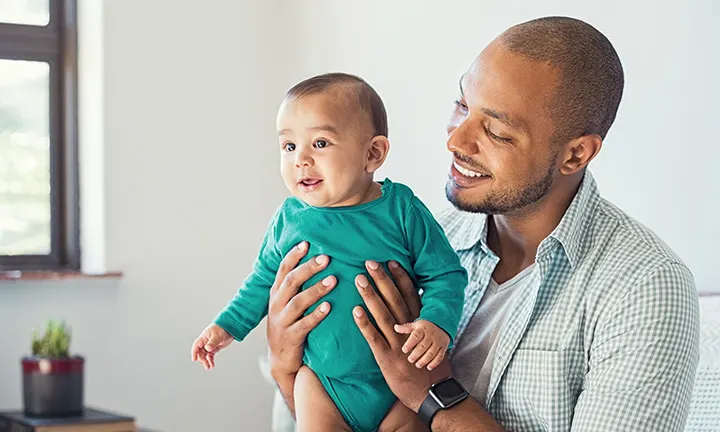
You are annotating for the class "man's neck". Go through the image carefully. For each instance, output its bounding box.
[487,174,583,284]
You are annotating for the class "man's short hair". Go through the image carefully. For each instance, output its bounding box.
[285,72,389,138]
[501,16,624,143]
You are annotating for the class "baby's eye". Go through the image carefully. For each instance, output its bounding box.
[284,143,296,152]
[314,140,328,148]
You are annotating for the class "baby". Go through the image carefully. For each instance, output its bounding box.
[191,73,467,432]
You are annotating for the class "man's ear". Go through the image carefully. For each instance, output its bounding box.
[560,134,602,175]
[366,136,390,173]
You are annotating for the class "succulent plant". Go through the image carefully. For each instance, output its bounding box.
[31,320,71,358]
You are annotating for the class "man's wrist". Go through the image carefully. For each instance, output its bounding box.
[408,383,434,413]
[417,376,470,427]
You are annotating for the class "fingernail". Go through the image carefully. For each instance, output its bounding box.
[298,241,308,251]
[320,302,329,313]
[353,308,363,317]
[315,255,328,265]
[427,366,434,371]
[367,260,379,270]
[322,276,333,286]
[389,261,399,269]
[357,276,368,289]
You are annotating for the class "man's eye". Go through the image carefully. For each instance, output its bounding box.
[485,127,512,143]
[284,143,296,152]
[314,140,328,148]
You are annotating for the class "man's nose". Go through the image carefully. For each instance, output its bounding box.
[447,116,481,156]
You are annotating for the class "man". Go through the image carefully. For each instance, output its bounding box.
[264,16,699,431]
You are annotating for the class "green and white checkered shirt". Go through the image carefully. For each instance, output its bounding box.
[440,170,700,432]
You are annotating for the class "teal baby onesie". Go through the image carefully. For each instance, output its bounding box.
[214,178,468,432]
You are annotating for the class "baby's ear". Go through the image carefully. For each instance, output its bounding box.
[366,136,390,173]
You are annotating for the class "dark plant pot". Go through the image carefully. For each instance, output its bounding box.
[21,356,84,417]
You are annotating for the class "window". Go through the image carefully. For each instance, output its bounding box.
[0,0,79,271]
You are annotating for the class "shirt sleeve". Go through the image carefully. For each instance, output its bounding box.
[405,196,468,346]
[214,206,284,341]
[571,262,700,431]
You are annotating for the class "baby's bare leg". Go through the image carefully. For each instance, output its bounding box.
[294,365,352,432]
[378,401,429,432]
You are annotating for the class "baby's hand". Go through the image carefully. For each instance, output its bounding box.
[393,319,450,371]
[191,324,234,370]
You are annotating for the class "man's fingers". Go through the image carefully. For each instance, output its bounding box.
[366,261,412,324]
[401,328,424,354]
[281,275,336,326]
[271,241,309,296]
[272,252,330,314]
[427,350,446,371]
[289,301,331,338]
[388,261,422,320]
[356,274,398,341]
[353,306,390,353]
[415,344,440,369]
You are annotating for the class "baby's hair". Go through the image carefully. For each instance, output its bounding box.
[285,72,388,138]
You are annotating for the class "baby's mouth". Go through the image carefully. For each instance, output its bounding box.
[298,177,323,190]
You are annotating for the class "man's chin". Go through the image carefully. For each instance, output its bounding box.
[445,182,492,214]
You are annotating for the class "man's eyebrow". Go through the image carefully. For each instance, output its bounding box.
[480,108,525,132]
[459,74,526,133]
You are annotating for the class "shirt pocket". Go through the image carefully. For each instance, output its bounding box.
[491,349,585,432]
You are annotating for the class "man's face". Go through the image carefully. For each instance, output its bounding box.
[445,40,562,215]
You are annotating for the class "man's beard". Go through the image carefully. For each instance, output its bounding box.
[445,155,557,215]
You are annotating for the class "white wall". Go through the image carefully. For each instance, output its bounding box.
[1,1,285,430]
[1,1,718,431]
[279,0,720,293]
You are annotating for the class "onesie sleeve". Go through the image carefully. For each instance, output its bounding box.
[214,205,284,341]
[404,196,468,346]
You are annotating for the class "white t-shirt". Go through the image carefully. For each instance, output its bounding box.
[450,264,536,404]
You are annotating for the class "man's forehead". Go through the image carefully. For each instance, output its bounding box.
[461,43,558,126]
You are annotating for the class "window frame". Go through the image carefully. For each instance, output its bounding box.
[0,0,79,271]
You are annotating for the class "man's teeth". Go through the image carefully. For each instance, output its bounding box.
[454,162,488,178]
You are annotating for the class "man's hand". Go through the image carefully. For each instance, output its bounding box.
[353,260,452,412]
[266,241,337,380]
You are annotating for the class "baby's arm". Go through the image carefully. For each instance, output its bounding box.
[403,196,468,349]
[394,319,450,370]
[213,207,284,342]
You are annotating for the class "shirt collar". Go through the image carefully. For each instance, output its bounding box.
[452,170,601,268]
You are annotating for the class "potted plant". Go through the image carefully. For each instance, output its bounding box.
[21,320,84,417]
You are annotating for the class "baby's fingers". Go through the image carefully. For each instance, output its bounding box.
[205,351,216,370]
[427,348,446,371]
[407,336,432,363]
[401,328,425,354]
[415,343,440,369]
[394,323,415,335]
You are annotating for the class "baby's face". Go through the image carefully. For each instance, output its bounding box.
[277,93,373,207]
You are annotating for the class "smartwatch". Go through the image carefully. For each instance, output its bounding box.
[418,377,469,427]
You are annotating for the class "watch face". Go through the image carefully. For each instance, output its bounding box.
[433,378,468,406]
